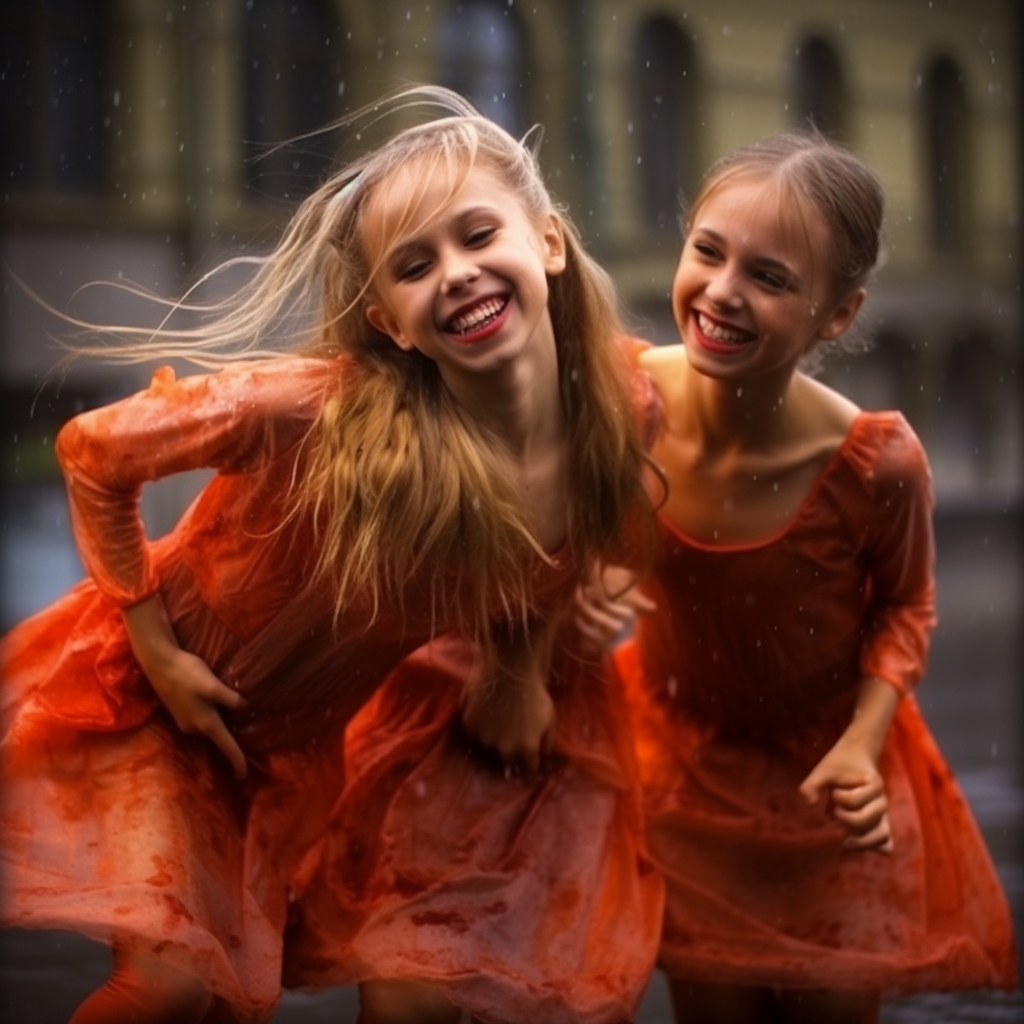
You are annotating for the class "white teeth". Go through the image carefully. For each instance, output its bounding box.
[698,312,748,344]
[450,297,505,333]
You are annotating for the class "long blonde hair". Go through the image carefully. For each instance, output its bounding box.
[51,86,656,638]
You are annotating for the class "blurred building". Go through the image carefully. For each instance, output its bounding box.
[1,0,1020,628]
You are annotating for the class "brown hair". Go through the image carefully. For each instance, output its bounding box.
[683,129,885,367]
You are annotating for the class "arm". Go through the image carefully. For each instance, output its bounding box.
[56,359,334,764]
[459,609,561,775]
[55,360,333,605]
[800,416,937,854]
[799,676,900,853]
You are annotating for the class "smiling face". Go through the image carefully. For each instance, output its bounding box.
[671,174,863,385]
[361,158,567,385]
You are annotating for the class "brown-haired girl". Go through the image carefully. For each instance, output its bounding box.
[593,131,1017,1022]
[0,86,662,1023]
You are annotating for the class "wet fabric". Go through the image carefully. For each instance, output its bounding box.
[614,411,1018,996]
[281,636,664,1023]
[0,354,658,1022]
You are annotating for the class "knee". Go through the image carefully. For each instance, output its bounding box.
[359,980,461,1024]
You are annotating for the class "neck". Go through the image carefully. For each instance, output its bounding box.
[682,363,800,454]
[442,338,565,459]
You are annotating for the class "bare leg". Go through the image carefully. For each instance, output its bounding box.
[358,980,462,1024]
[668,978,783,1024]
[68,948,213,1024]
[779,988,880,1024]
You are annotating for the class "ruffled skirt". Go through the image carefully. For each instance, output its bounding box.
[283,637,665,1024]
[613,640,1017,996]
[2,581,662,1023]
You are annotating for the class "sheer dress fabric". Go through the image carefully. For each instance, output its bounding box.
[613,411,1018,996]
[1,353,662,1022]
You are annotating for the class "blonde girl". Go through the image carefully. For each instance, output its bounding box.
[588,131,1017,1023]
[0,86,661,1023]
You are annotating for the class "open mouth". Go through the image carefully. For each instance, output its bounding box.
[447,296,508,336]
[696,311,755,346]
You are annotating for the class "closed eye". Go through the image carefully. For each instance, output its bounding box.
[692,240,721,260]
[393,255,432,281]
[465,225,497,247]
[755,269,787,289]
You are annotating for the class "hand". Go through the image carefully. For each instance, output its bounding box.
[573,563,656,656]
[122,596,248,779]
[799,737,893,855]
[460,667,555,776]
[146,646,250,780]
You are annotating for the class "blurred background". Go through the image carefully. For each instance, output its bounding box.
[1,0,1021,1020]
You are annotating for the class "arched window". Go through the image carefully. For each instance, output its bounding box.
[439,0,526,134]
[633,15,696,233]
[936,331,993,489]
[921,55,970,254]
[793,34,846,138]
[243,0,344,202]
[0,0,109,192]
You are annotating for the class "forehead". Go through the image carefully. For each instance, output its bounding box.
[360,157,509,258]
[693,174,828,259]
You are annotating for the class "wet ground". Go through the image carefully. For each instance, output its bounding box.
[2,510,1021,1022]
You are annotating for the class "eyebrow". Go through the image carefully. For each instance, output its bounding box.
[384,205,502,268]
[693,226,800,283]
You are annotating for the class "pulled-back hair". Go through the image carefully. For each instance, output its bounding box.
[50,86,655,640]
[683,129,885,369]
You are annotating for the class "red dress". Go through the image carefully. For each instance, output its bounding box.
[0,355,662,1022]
[614,411,1018,996]
[282,636,664,1024]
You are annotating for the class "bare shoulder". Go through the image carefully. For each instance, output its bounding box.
[638,343,687,384]
[796,373,862,435]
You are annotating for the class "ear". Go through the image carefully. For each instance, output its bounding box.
[816,287,866,341]
[365,301,416,352]
[541,213,567,277]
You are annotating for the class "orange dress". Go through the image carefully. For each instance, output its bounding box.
[614,411,1018,996]
[0,355,661,1022]
[282,636,664,1024]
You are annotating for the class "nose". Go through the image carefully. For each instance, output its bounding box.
[439,247,480,293]
[704,264,741,308]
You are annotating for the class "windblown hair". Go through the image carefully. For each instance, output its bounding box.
[51,85,656,640]
[683,129,885,371]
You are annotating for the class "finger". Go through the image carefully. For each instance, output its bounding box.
[798,774,826,806]
[830,779,883,810]
[833,794,888,830]
[844,828,893,854]
[622,591,657,614]
[209,680,248,711]
[842,816,892,853]
[204,716,248,780]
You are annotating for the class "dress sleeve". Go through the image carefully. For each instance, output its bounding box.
[858,414,938,695]
[54,357,338,608]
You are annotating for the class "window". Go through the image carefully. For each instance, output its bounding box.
[633,16,695,233]
[793,35,846,139]
[922,55,970,254]
[243,0,344,202]
[1,0,109,192]
[440,0,526,134]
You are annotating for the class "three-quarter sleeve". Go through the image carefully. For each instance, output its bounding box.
[858,415,938,695]
[54,358,337,608]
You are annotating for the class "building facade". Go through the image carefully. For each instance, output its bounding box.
[1,0,1020,626]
